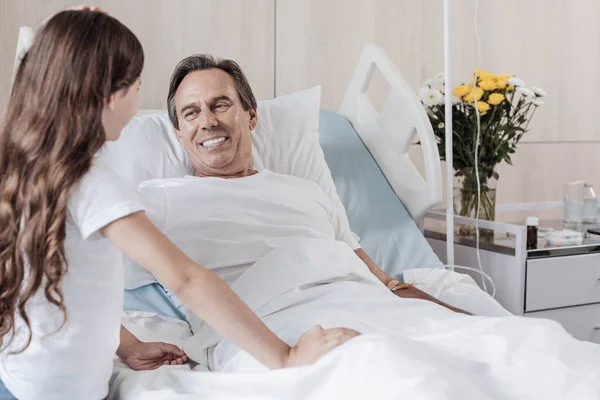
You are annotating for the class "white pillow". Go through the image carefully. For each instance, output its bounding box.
[100,86,324,186]
[99,86,357,245]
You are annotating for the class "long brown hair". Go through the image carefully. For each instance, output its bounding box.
[0,10,143,353]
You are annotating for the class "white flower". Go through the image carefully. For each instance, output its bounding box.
[508,77,525,87]
[437,92,447,105]
[421,78,433,88]
[422,89,444,107]
[532,86,547,97]
[430,82,445,93]
[434,72,445,83]
[438,122,445,129]
[531,98,545,106]
[516,87,535,97]
[416,87,430,101]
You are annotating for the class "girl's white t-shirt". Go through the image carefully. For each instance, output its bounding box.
[0,159,143,400]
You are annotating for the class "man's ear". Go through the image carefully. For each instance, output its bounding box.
[173,127,183,142]
[248,109,257,131]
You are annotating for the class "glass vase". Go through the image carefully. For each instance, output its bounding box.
[453,170,497,242]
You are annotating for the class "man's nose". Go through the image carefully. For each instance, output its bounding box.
[200,109,218,130]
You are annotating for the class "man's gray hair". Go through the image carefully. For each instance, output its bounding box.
[167,54,257,129]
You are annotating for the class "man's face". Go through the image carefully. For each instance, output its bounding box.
[174,69,257,177]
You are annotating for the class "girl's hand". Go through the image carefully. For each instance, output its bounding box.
[284,325,360,368]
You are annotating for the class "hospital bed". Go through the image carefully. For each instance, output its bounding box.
[119,47,463,321]
[13,27,600,400]
[111,44,454,321]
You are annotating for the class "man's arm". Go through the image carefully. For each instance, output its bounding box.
[354,248,395,286]
[118,325,140,357]
[353,248,470,315]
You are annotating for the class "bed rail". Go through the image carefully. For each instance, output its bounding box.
[339,44,442,222]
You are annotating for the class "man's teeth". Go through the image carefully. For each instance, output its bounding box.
[202,137,226,147]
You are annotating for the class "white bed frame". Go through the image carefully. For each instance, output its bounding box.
[14,27,442,222]
[339,44,442,222]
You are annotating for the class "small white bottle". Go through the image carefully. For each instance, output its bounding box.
[582,183,598,224]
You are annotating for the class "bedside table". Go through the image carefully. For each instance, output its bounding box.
[423,211,600,344]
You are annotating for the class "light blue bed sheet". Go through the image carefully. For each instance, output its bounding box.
[123,110,442,319]
[0,380,15,400]
[318,109,442,276]
[123,283,185,320]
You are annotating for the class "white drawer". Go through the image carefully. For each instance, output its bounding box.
[526,303,600,344]
[526,253,600,312]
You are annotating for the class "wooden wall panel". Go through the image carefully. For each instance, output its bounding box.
[409,142,600,220]
[277,0,600,207]
[0,0,275,113]
[276,0,600,142]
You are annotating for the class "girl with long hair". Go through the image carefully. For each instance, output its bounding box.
[0,8,357,399]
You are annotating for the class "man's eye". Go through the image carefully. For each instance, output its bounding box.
[185,111,197,118]
[215,104,229,110]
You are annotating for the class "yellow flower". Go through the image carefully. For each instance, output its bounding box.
[495,76,508,89]
[477,101,490,115]
[452,85,470,98]
[463,88,484,102]
[478,80,496,91]
[473,68,496,81]
[488,93,505,105]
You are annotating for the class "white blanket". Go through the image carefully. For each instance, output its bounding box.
[111,239,600,400]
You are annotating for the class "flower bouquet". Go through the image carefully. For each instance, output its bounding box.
[417,69,545,238]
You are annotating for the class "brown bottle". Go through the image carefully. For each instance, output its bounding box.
[526,217,538,250]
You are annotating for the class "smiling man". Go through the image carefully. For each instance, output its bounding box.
[160,54,465,313]
[168,57,258,179]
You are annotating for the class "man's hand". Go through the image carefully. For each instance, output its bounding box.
[120,341,188,371]
[354,248,471,315]
[118,326,188,371]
